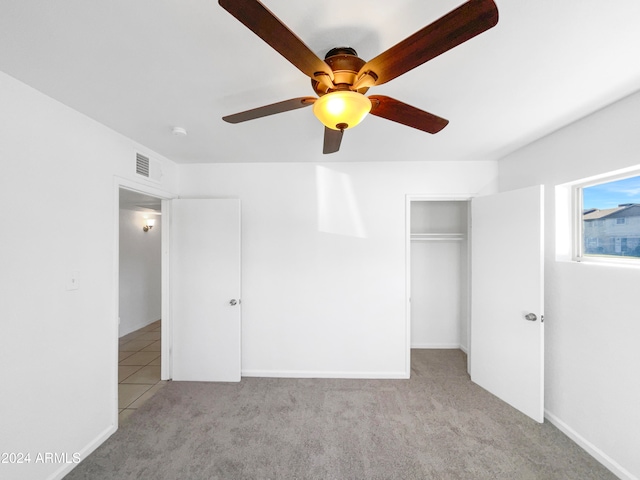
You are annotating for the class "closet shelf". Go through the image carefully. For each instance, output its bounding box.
[410,233,465,242]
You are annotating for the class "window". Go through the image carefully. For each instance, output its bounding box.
[575,174,640,261]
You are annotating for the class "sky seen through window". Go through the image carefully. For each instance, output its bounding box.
[583,175,640,210]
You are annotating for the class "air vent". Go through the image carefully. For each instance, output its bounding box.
[135,152,163,182]
[136,153,150,177]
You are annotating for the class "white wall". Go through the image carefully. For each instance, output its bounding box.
[0,71,177,480]
[410,201,469,350]
[411,241,462,347]
[499,91,640,480]
[119,209,161,337]
[179,161,497,378]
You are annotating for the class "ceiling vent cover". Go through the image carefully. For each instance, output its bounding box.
[135,152,162,182]
[136,153,150,177]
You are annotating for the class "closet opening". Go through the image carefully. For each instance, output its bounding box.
[407,198,471,374]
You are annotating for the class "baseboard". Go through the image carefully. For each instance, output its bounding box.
[48,423,116,480]
[242,370,409,379]
[411,343,461,349]
[459,344,468,354]
[119,317,160,338]
[545,409,637,480]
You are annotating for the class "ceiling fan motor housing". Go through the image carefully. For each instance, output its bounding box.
[311,47,370,96]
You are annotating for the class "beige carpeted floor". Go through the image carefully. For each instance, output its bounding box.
[65,350,616,479]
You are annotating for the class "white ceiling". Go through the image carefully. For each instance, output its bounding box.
[119,189,161,213]
[2,0,640,164]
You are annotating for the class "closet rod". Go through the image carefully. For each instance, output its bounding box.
[410,233,465,242]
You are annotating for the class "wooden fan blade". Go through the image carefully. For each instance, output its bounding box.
[356,0,498,87]
[223,97,316,124]
[219,0,334,89]
[323,127,344,154]
[369,96,449,134]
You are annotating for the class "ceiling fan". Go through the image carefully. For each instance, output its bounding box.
[219,0,498,154]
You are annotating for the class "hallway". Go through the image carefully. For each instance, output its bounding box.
[118,320,165,423]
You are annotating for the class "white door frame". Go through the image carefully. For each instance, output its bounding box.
[113,176,176,426]
[405,194,474,376]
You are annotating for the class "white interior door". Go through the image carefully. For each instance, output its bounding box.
[471,185,544,422]
[171,198,241,382]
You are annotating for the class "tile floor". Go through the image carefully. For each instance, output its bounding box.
[118,320,166,423]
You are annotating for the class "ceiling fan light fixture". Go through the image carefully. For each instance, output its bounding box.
[312,91,371,131]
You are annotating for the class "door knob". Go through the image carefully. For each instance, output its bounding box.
[524,313,537,322]
[229,299,238,306]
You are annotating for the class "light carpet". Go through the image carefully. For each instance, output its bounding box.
[65,350,615,479]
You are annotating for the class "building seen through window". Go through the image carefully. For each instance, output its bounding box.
[582,175,640,258]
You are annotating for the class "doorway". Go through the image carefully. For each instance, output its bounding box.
[406,189,545,421]
[407,198,471,372]
[117,187,165,423]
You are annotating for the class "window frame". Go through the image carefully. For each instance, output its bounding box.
[572,170,640,265]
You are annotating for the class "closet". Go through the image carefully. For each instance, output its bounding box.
[410,201,469,351]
